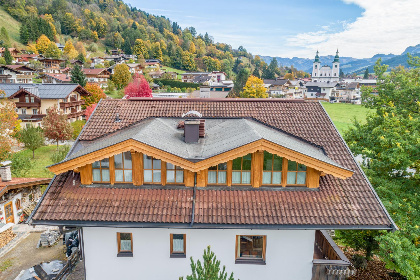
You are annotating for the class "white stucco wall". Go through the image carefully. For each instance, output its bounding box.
[82,227,315,280]
[0,192,22,224]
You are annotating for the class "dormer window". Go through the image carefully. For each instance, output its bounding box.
[144,154,161,183]
[166,163,184,183]
[232,154,252,184]
[208,163,227,184]
[92,158,110,183]
[262,152,282,185]
[287,160,307,185]
[114,152,132,183]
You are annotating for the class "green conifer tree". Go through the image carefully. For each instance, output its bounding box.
[70,64,87,87]
[3,47,13,65]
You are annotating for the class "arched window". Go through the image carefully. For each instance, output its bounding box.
[262,152,282,185]
[144,154,161,183]
[208,163,227,184]
[232,154,252,184]
[92,158,110,182]
[114,152,132,183]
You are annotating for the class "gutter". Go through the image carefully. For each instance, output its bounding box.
[30,220,394,231]
[319,101,398,231]
[190,173,197,227]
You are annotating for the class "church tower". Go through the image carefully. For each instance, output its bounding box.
[332,49,340,78]
[312,50,320,79]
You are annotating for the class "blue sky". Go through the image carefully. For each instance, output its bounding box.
[126,0,420,59]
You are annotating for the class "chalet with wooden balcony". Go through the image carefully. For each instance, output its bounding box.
[0,48,22,63]
[29,98,396,280]
[39,58,66,70]
[82,68,111,88]
[0,65,21,83]
[0,83,91,127]
[6,65,36,83]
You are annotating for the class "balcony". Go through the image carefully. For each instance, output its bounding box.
[60,100,85,109]
[312,230,355,280]
[67,110,85,119]
[15,102,41,108]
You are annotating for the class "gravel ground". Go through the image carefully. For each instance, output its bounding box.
[0,232,66,279]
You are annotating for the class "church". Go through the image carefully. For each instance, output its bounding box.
[311,50,340,82]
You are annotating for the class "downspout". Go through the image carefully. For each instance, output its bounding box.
[190,173,197,227]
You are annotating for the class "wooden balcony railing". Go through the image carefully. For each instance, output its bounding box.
[15,102,41,108]
[60,100,84,109]
[312,230,355,280]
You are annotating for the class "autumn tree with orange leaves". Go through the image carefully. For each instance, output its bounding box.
[41,104,73,148]
[0,90,20,161]
[82,83,107,109]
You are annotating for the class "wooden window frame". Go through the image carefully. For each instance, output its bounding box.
[235,235,266,265]
[117,232,133,257]
[286,160,307,187]
[262,152,283,186]
[207,162,228,185]
[92,158,110,183]
[166,163,184,184]
[231,154,252,185]
[170,234,186,258]
[143,154,162,184]
[114,152,133,183]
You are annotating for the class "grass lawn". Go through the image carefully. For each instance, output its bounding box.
[15,145,58,178]
[106,89,124,99]
[0,8,23,48]
[321,102,372,135]
[160,66,184,79]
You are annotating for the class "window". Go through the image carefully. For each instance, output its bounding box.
[143,154,161,183]
[92,158,110,182]
[208,163,227,184]
[30,96,34,103]
[166,163,184,183]
[170,234,186,258]
[117,232,133,257]
[236,235,266,264]
[262,152,282,185]
[114,152,132,183]
[232,154,252,184]
[287,160,307,185]
[15,199,21,210]
[21,109,26,114]
[33,109,38,115]
[25,96,29,102]
[15,108,18,113]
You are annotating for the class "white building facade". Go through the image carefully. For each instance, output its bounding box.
[83,227,315,280]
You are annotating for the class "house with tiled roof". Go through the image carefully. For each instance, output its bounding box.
[0,161,50,225]
[82,68,111,88]
[6,65,36,83]
[40,73,72,84]
[29,98,395,280]
[0,83,91,127]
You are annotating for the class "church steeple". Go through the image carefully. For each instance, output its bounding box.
[314,50,320,63]
[333,49,339,63]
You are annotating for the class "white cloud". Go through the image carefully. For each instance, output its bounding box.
[286,0,420,58]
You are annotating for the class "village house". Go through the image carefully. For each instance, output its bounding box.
[336,82,360,103]
[126,63,144,75]
[82,68,111,88]
[6,65,36,83]
[39,58,66,70]
[0,65,24,83]
[15,53,39,65]
[30,98,395,280]
[0,48,22,63]
[304,81,339,101]
[0,161,50,226]
[40,73,71,84]
[263,79,292,97]
[144,59,161,69]
[90,57,105,68]
[0,83,90,127]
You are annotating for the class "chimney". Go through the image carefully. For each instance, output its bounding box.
[184,120,200,143]
[0,161,12,182]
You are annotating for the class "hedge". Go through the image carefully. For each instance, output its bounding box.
[154,79,200,89]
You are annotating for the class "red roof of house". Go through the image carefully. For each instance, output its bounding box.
[42,73,71,82]
[82,68,109,75]
[0,178,50,196]
[32,99,394,229]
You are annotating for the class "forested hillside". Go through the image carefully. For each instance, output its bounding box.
[0,0,309,85]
